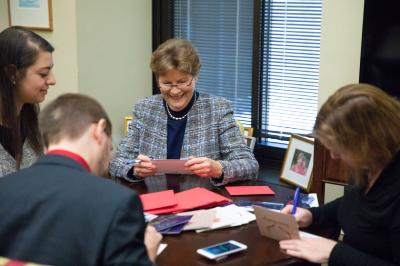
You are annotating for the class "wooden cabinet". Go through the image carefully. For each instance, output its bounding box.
[311,140,351,203]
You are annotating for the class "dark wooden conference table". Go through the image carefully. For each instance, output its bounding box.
[114,174,324,266]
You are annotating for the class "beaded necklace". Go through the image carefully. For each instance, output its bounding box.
[165,93,197,120]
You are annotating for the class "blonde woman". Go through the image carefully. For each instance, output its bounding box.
[280,84,400,265]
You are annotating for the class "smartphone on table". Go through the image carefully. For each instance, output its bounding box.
[196,240,247,260]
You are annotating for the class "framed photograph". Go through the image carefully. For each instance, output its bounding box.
[280,134,314,191]
[8,0,53,31]
[124,116,133,135]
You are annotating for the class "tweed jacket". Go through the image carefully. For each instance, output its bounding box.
[0,141,39,178]
[109,92,259,186]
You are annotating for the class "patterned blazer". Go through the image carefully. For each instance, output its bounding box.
[0,141,39,178]
[109,92,259,186]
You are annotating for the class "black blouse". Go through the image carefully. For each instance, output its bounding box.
[164,91,199,159]
[0,124,16,158]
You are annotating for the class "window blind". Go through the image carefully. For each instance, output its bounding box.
[173,0,254,126]
[260,0,322,144]
[172,0,322,145]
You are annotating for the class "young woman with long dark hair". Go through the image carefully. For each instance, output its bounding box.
[0,26,55,177]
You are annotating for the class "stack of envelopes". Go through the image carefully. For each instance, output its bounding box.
[150,214,193,234]
[139,187,232,214]
[147,204,256,234]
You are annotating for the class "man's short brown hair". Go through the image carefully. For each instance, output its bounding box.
[39,93,112,148]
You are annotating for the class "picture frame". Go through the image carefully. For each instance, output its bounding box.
[8,0,53,31]
[124,116,133,135]
[280,134,314,191]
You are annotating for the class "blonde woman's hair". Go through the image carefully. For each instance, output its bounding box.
[313,83,400,186]
[150,38,201,77]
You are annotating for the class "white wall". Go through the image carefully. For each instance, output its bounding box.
[1,0,152,143]
[319,0,365,107]
[0,0,79,103]
[76,0,152,143]
[0,1,8,29]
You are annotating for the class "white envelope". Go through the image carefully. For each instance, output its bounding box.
[177,209,216,231]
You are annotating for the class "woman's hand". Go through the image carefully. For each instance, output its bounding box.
[133,154,157,178]
[185,156,223,178]
[279,236,337,264]
[280,205,313,228]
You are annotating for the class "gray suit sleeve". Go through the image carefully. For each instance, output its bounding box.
[210,100,259,186]
[109,104,142,182]
[103,193,154,266]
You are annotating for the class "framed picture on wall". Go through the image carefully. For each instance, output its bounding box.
[280,134,314,191]
[8,0,53,31]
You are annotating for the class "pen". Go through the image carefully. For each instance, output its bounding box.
[291,186,300,215]
[133,157,154,166]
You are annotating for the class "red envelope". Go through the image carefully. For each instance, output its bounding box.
[139,190,177,211]
[225,186,275,196]
[147,187,231,215]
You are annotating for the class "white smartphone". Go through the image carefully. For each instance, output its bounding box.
[196,240,247,260]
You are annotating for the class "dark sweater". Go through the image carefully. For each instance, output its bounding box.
[310,151,400,265]
[0,124,26,159]
[164,91,198,159]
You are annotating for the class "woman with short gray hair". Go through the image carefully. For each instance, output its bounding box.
[110,39,258,186]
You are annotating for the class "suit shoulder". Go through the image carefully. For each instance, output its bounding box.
[133,95,164,118]
[198,92,232,110]
[93,175,137,196]
[134,95,163,110]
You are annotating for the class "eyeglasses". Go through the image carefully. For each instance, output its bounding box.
[158,77,194,91]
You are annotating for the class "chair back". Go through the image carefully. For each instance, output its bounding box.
[235,119,256,151]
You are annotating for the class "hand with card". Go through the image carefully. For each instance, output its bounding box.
[277,204,337,264]
[280,205,313,228]
[132,154,157,177]
[184,156,223,178]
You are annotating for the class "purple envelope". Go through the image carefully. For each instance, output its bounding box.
[151,214,193,232]
[159,223,187,234]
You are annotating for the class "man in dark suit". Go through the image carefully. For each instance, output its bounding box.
[0,94,162,266]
